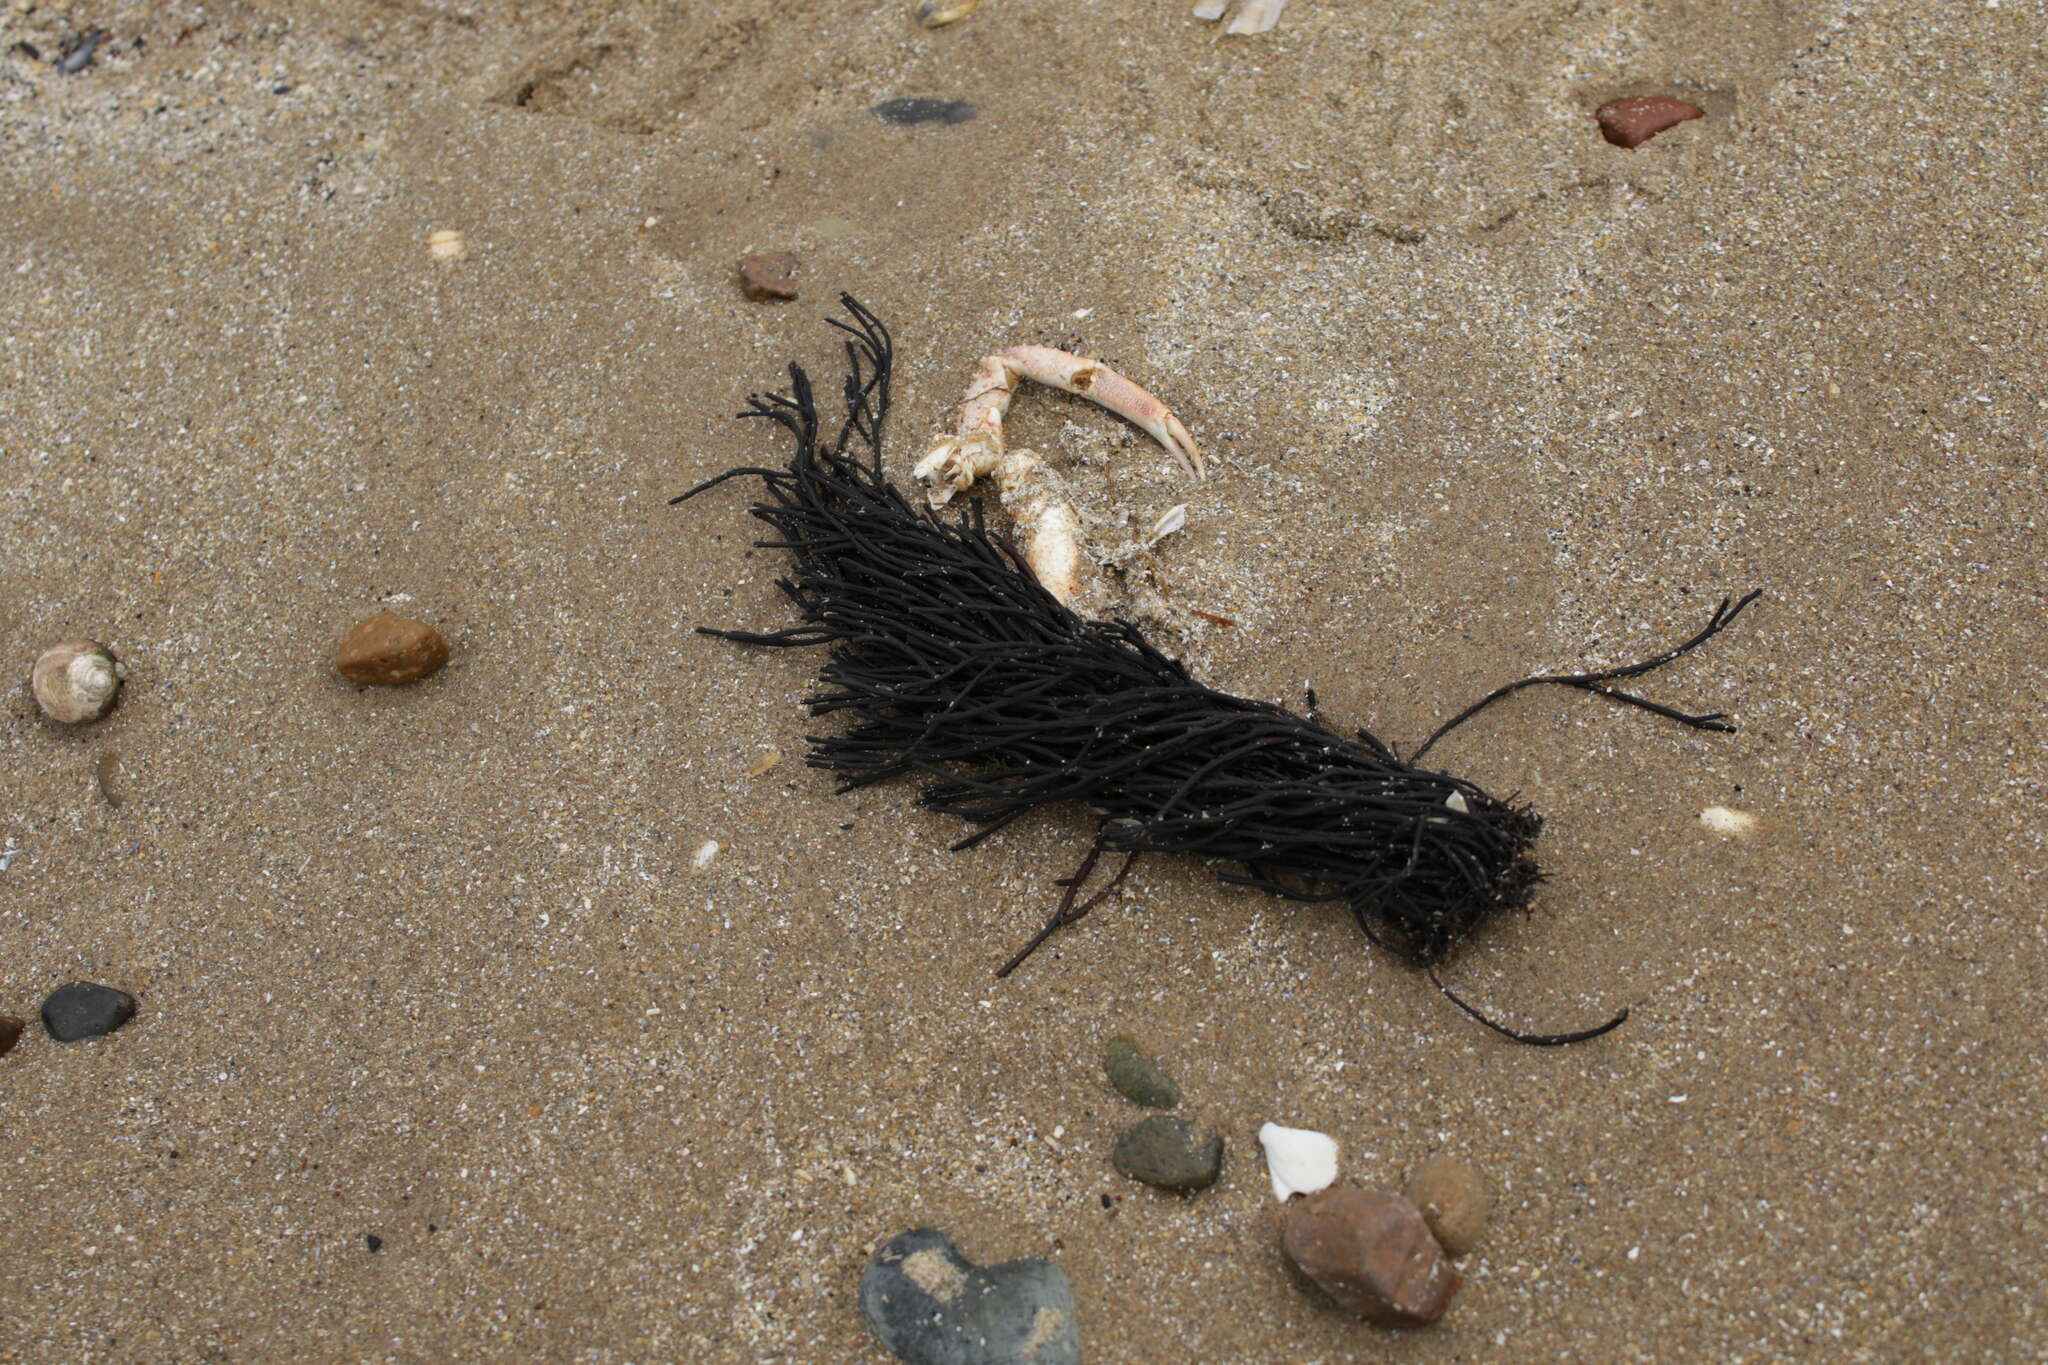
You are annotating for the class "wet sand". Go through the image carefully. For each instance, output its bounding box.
[3,1,2043,1359]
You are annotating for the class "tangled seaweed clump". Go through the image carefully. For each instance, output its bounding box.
[678,297,1757,1044]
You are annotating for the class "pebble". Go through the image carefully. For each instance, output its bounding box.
[860,1227,1079,1365]
[913,0,981,26]
[1112,1115,1224,1192]
[1596,96,1703,149]
[1281,1187,1462,1327]
[0,1014,25,1057]
[738,252,800,302]
[336,611,450,685]
[872,98,979,127]
[1402,1154,1488,1257]
[1102,1033,1180,1109]
[40,981,137,1043]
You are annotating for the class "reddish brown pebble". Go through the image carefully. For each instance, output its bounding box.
[0,1015,25,1057]
[336,611,450,686]
[1281,1187,1462,1327]
[738,252,800,302]
[1596,97,1703,149]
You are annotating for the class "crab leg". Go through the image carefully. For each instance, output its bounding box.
[913,346,1203,604]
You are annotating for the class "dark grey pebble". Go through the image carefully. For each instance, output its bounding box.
[860,1227,1079,1365]
[40,981,137,1042]
[1102,1034,1180,1109]
[1112,1115,1223,1192]
[56,29,106,76]
[366,1233,383,1253]
[873,98,978,127]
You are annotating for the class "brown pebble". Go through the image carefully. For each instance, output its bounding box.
[1281,1187,1461,1327]
[96,750,124,807]
[1403,1154,1488,1257]
[739,252,800,302]
[0,1015,24,1057]
[336,611,450,686]
[1596,97,1703,149]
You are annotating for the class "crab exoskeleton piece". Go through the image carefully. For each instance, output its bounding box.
[1192,0,1292,36]
[914,345,1204,603]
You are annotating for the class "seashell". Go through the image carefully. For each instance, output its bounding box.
[1259,1121,1339,1201]
[1147,503,1188,546]
[1699,805,1757,837]
[693,839,721,869]
[30,640,124,724]
[913,0,981,27]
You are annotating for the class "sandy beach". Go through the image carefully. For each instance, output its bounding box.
[4,0,2043,1359]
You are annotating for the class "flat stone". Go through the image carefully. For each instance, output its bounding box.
[1113,1115,1223,1192]
[872,97,978,127]
[40,981,137,1043]
[1596,96,1703,149]
[1102,1034,1180,1109]
[0,1014,25,1057]
[739,252,800,302]
[1403,1154,1489,1257]
[336,611,449,685]
[860,1227,1079,1365]
[1281,1187,1461,1327]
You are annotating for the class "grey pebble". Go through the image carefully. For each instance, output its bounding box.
[41,981,136,1042]
[1102,1033,1180,1109]
[872,97,978,127]
[860,1227,1078,1365]
[1112,1115,1223,1192]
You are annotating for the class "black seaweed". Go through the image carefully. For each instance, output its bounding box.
[676,297,1758,1045]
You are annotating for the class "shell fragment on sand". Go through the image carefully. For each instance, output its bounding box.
[1699,805,1757,837]
[1259,1121,1339,1200]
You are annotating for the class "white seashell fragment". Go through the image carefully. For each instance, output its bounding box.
[1699,805,1757,837]
[1226,0,1291,33]
[1259,1121,1339,1201]
[1147,503,1188,546]
[427,228,466,261]
[1192,0,1228,17]
[1445,791,1470,814]
[692,839,721,869]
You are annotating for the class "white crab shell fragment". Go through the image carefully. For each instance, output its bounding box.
[1194,0,1292,35]
[915,345,1204,604]
[1259,1121,1340,1201]
[1699,805,1757,837]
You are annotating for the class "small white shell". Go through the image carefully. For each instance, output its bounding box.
[1259,1121,1339,1201]
[30,640,123,724]
[1445,791,1471,814]
[1147,503,1188,546]
[692,839,721,869]
[1699,805,1757,837]
[427,228,465,261]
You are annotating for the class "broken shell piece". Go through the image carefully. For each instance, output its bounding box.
[30,640,123,724]
[1699,805,1757,837]
[1259,1121,1339,1201]
[693,839,721,869]
[1195,0,1292,35]
[912,0,980,27]
[427,228,465,262]
[1147,503,1188,547]
[1445,791,1470,815]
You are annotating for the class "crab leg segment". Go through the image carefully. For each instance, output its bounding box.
[913,346,1203,606]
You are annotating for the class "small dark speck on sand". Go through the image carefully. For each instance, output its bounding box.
[272,82,293,95]
[365,1234,383,1253]
[872,97,978,126]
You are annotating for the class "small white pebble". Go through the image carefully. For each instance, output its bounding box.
[427,228,465,261]
[1259,1121,1339,1201]
[1071,307,1094,320]
[1699,805,1757,837]
[1670,1094,1688,1104]
[692,839,720,869]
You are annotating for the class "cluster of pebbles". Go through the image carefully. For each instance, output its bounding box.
[861,1034,1494,1363]
[12,611,451,1063]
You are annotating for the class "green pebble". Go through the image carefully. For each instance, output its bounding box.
[1103,1034,1181,1109]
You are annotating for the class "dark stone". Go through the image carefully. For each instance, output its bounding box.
[860,1227,1078,1365]
[1102,1034,1180,1109]
[0,1015,25,1057]
[366,1234,383,1253]
[40,981,137,1042]
[1112,1115,1223,1192]
[1595,97,1704,149]
[738,252,801,302]
[872,98,978,127]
